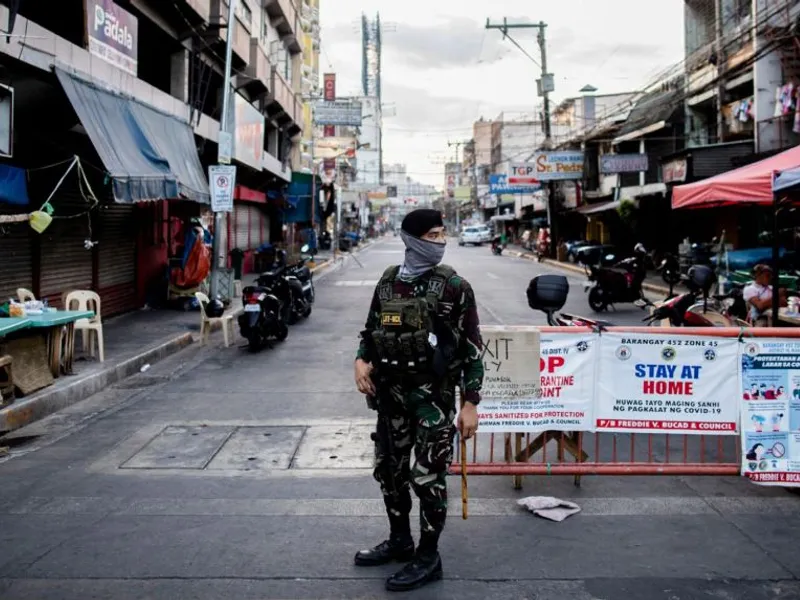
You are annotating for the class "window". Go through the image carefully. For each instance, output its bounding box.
[238,0,252,26]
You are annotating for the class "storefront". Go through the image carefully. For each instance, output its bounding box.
[227,186,273,276]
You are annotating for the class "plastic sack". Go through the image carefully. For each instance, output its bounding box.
[171,236,211,288]
[29,210,53,233]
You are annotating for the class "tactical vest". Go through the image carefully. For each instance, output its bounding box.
[371,264,456,375]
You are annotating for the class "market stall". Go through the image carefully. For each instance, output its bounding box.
[672,145,800,323]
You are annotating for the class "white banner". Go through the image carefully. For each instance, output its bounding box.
[595,332,739,434]
[740,339,800,487]
[476,329,595,433]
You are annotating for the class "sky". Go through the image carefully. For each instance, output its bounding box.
[318,0,686,188]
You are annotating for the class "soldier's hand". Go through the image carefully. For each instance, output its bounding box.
[458,402,479,440]
[354,359,376,396]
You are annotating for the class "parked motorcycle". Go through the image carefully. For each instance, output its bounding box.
[584,243,651,312]
[527,274,613,328]
[491,236,504,256]
[319,230,332,251]
[643,265,746,327]
[238,276,290,352]
[284,244,315,323]
[657,252,682,297]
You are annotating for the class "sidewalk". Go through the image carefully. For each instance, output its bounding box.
[505,244,683,296]
[0,239,382,434]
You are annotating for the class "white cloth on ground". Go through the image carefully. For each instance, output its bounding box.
[517,496,581,522]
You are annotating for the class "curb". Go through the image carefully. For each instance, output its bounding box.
[0,332,194,433]
[510,251,673,297]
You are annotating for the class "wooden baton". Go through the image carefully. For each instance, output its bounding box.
[460,389,468,520]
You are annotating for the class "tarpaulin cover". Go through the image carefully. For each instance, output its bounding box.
[55,68,210,205]
[0,164,29,205]
[283,172,322,223]
[773,166,800,194]
[672,144,800,209]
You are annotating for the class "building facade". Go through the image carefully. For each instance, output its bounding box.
[0,0,305,314]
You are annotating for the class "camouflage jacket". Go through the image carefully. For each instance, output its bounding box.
[356,266,484,404]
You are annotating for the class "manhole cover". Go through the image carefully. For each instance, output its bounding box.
[114,375,171,389]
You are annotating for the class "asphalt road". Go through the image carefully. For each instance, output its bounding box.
[0,237,797,600]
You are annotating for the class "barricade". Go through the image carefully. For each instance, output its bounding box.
[449,326,800,489]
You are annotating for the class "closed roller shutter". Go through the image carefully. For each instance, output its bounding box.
[39,199,94,306]
[234,202,263,250]
[0,221,33,303]
[97,203,137,316]
[250,206,269,246]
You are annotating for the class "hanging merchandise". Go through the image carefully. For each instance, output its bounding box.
[29,210,53,233]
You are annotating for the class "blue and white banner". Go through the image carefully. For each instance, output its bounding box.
[489,174,539,195]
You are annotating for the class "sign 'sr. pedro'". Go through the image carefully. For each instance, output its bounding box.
[94,4,134,51]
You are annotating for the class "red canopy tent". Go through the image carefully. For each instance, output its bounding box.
[672,144,800,209]
[671,144,800,324]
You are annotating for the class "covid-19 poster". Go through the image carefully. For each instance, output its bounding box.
[595,332,739,434]
[475,329,596,433]
[740,339,800,487]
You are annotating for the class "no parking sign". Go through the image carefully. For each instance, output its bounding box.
[209,165,237,212]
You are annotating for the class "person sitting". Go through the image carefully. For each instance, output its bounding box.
[743,264,786,325]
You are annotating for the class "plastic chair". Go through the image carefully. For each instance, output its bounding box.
[195,292,233,348]
[16,288,35,302]
[64,290,104,362]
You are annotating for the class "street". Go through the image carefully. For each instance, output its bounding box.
[0,237,798,600]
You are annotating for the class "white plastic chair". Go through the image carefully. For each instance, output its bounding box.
[195,292,233,348]
[64,290,104,362]
[16,288,35,302]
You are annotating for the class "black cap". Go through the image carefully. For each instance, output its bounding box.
[401,209,444,238]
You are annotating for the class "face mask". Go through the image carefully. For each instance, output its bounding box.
[399,230,446,278]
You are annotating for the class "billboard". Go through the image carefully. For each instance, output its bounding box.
[232,94,265,170]
[510,152,584,184]
[314,101,363,126]
[489,173,537,194]
[85,0,138,76]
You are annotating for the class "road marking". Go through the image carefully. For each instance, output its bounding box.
[486,272,500,280]
[10,495,800,517]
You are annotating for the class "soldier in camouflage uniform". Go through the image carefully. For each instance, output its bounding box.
[353,209,484,592]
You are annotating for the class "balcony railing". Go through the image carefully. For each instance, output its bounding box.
[210,0,250,64]
[271,67,296,121]
[245,39,271,94]
[179,0,211,23]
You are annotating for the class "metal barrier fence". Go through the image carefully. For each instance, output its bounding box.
[449,326,800,489]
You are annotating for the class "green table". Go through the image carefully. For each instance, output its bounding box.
[0,318,31,337]
[6,311,94,376]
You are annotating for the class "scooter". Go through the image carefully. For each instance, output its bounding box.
[238,276,290,352]
[584,243,651,312]
[643,265,746,327]
[284,244,315,322]
[527,274,613,328]
[657,252,681,298]
[491,236,504,256]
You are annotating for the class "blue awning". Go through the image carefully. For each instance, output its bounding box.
[283,172,321,223]
[774,167,800,194]
[55,68,210,204]
[0,164,30,205]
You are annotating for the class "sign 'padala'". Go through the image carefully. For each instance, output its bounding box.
[94,5,134,51]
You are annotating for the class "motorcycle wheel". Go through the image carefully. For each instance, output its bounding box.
[303,303,312,318]
[588,287,607,312]
[247,333,262,352]
[275,322,289,341]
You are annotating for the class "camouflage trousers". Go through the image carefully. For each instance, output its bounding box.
[373,381,457,549]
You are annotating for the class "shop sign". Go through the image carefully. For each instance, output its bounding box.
[489,173,537,194]
[663,158,688,184]
[230,94,265,171]
[209,165,236,212]
[599,153,649,174]
[510,152,583,184]
[85,0,138,76]
[314,101,363,126]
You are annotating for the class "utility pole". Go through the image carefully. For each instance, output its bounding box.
[469,140,479,211]
[210,0,237,298]
[714,0,726,143]
[448,140,464,230]
[486,18,559,256]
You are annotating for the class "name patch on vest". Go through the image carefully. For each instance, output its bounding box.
[381,312,402,326]
[378,283,393,301]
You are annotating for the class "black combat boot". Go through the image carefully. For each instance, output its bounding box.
[385,533,442,591]
[354,512,414,566]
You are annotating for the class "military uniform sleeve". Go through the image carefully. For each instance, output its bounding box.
[454,278,484,405]
[356,285,382,362]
